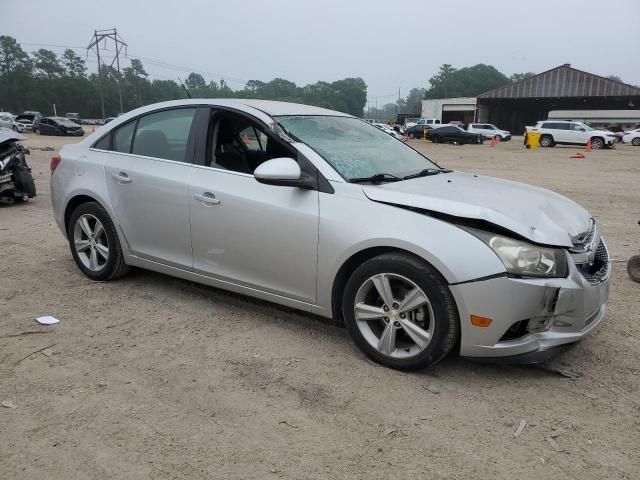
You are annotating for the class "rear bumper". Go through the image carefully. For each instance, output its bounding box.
[450,253,610,361]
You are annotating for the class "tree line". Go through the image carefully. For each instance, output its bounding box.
[0,35,368,118]
[2,35,629,122]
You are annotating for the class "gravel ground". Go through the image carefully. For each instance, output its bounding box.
[1,132,639,479]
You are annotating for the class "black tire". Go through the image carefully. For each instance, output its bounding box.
[590,137,604,149]
[632,138,640,146]
[409,133,415,139]
[432,136,440,143]
[342,252,459,371]
[539,135,554,147]
[67,201,129,281]
[628,255,640,283]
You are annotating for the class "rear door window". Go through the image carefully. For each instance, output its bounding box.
[111,120,136,153]
[131,108,197,162]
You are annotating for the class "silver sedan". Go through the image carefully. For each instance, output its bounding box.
[51,99,610,370]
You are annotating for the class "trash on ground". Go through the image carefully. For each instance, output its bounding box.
[1,400,17,409]
[513,419,527,438]
[36,316,59,325]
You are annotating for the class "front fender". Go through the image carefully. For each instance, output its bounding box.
[315,184,505,315]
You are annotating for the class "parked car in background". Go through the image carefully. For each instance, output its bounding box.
[467,123,511,141]
[406,118,442,129]
[15,113,41,131]
[526,121,615,149]
[372,123,404,140]
[51,99,610,370]
[622,128,640,146]
[427,125,484,144]
[0,113,28,132]
[65,113,82,125]
[34,117,84,136]
[405,124,434,139]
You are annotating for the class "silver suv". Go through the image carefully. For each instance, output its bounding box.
[527,120,615,149]
[51,99,610,370]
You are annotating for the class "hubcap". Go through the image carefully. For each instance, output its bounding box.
[354,273,435,359]
[73,214,109,272]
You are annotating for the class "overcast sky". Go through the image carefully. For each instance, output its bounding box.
[2,0,639,106]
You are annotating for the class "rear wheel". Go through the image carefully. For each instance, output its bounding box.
[539,135,554,147]
[590,137,604,149]
[342,253,459,370]
[68,202,129,281]
[631,137,640,146]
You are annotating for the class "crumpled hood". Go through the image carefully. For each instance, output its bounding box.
[362,171,590,247]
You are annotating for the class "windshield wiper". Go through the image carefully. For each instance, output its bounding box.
[349,173,403,184]
[403,168,450,180]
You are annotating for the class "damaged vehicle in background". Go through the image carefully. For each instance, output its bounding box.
[0,128,36,204]
[34,117,85,136]
[51,99,610,371]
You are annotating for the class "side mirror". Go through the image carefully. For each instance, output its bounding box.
[254,157,303,187]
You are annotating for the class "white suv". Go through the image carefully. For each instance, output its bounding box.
[467,123,511,141]
[405,118,441,129]
[527,121,615,149]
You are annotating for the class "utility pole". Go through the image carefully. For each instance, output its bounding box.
[88,28,128,119]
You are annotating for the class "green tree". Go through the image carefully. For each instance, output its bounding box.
[425,64,509,99]
[510,72,535,83]
[62,49,86,77]
[32,49,63,81]
[185,72,206,90]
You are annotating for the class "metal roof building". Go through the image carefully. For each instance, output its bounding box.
[476,64,640,133]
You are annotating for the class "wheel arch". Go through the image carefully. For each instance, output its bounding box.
[64,194,102,233]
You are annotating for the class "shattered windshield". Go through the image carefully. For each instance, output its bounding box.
[276,116,438,180]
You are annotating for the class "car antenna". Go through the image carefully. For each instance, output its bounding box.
[177,76,192,99]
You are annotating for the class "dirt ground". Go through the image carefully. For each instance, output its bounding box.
[1,132,639,479]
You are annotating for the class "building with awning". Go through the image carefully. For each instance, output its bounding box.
[476,64,640,133]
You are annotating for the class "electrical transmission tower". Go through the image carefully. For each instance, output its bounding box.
[87,28,128,119]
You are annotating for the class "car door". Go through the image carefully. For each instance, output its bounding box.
[188,110,319,303]
[103,107,199,269]
[568,123,590,144]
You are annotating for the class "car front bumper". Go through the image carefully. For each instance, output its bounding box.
[450,252,610,362]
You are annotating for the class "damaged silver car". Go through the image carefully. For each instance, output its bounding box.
[51,100,610,370]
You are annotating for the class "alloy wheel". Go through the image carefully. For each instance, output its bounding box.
[631,138,640,146]
[73,214,110,272]
[590,138,604,149]
[353,273,435,359]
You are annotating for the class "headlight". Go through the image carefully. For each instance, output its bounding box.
[463,227,568,278]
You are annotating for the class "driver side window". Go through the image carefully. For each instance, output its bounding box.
[207,113,294,174]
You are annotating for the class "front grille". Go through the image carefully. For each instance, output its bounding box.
[575,240,609,285]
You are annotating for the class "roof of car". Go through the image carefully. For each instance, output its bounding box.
[115,99,352,118]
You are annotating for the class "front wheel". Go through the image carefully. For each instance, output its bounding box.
[632,137,640,146]
[342,253,459,370]
[68,202,129,281]
[590,137,604,149]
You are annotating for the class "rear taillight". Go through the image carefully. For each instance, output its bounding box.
[50,153,61,174]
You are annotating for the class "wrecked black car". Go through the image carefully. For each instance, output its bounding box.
[0,128,36,204]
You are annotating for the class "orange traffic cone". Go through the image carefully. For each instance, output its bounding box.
[490,136,499,147]
[91,126,95,133]
[570,152,585,159]
[585,139,592,151]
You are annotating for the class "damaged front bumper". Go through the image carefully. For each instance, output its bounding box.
[450,246,610,362]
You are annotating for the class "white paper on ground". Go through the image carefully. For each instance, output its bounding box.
[36,316,60,325]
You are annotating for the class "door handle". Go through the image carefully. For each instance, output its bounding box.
[194,192,220,205]
[111,172,131,184]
